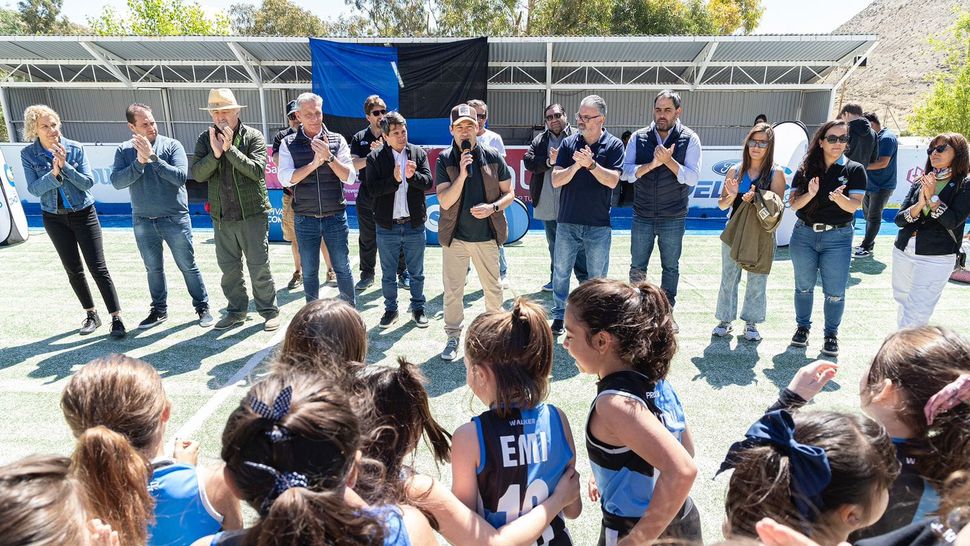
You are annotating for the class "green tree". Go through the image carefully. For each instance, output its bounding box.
[0,7,27,34]
[229,0,328,36]
[528,0,763,36]
[433,0,522,36]
[342,0,430,36]
[88,0,231,35]
[910,11,970,137]
[17,0,61,34]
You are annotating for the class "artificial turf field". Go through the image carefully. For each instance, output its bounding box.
[1,226,968,544]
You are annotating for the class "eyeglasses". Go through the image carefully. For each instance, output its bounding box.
[747,139,770,149]
[545,112,564,121]
[823,135,850,144]
[370,109,387,117]
[575,113,603,123]
[287,113,297,121]
[476,113,487,120]
[927,143,949,155]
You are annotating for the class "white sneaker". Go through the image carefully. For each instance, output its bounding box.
[712,321,733,337]
[743,323,762,342]
[440,336,460,361]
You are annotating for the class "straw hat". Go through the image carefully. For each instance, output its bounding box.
[200,88,247,111]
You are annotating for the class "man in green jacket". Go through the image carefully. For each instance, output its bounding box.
[192,88,279,331]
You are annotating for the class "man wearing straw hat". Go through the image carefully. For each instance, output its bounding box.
[191,88,280,331]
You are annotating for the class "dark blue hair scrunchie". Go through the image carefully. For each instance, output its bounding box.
[717,410,832,523]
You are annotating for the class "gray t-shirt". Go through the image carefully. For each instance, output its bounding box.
[533,132,566,222]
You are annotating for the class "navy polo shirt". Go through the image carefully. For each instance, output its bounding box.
[555,129,624,227]
[792,155,867,225]
[867,129,898,191]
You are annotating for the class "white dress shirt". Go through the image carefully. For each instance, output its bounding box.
[391,147,410,219]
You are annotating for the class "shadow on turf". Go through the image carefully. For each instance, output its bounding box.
[763,346,842,394]
[690,335,759,389]
[22,319,199,383]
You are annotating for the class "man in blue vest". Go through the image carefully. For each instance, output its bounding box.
[549,95,625,335]
[277,92,357,305]
[623,90,702,329]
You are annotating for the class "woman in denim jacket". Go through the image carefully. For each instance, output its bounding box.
[20,104,126,337]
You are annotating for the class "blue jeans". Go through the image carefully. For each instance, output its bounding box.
[789,221,853,336]
[295,212,355,305]
[133,214,208,313]
[715,243,768,324]
[552,222,611,320]
[376,223,426,313]
[544,220,588,283]
[499,245,508,278]
[630,215,686,307]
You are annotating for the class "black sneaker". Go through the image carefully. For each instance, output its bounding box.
[821,336,839,357]
[412,309,429,328]
[138,308,167,329]
[379,310,399,329]
[79,311,101,335]
[355,275,374,292]
[551,319,564,336]
[110,317,127,338]
[790,327,810,348]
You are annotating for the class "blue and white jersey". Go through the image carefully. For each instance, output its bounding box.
[473,403,573,546]
[585,371,687,522]
[148,458,223,546]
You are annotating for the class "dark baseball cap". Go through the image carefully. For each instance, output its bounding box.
[285,100,298,116]
[450,103,478,126]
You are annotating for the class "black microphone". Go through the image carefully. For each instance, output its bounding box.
[460,139,472,175]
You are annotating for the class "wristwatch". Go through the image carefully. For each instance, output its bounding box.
[930,195,940,204]
[492,203,499,213]
[148,153,158,164]
[323,156,335,165]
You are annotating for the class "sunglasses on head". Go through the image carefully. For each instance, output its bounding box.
[927,143,949,155]
[287,113,297,120]
[747,139,769,149]
[824,135,850,144]
[370,109,386,117]
[545,112,564,121]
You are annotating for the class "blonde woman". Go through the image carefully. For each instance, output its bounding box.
[20,104,126,337]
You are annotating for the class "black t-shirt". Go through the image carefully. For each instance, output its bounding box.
[273,127,296,196]
[792,156,867,225]
[350,126,384,205]
[434,145,512,243]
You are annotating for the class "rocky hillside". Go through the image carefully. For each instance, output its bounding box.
[830,0,965,134]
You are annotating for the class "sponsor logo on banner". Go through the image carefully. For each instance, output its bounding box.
[711,159,739,176]
[425,204,440,233]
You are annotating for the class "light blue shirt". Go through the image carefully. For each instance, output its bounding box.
[622,121,702,187]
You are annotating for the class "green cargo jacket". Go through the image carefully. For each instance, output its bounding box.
[191,122,269,220]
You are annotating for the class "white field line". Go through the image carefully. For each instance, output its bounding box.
[175,257,357,440]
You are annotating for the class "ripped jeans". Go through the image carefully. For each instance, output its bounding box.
[789,221,853,336]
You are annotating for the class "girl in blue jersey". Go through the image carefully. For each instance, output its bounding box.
[194,369,437,546]
[452,298,583,546]
[564,279,699,545]
[359,359,580,546]
[61,354,242,546]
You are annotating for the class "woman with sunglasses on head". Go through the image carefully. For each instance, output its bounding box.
[787,120,866,357]
[891,133,970,328]
[712,122,787,342]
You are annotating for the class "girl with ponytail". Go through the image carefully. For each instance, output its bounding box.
[451,298,583,545]
[61,354,242,546]
[565,278,699,545]
[359,358,580,545]
[0,454,119,546]
[196,370,437,546]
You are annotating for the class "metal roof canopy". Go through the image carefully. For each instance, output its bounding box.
[0,34,878,141]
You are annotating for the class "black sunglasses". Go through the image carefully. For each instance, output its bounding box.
[823,135,850,144]
[545,112,564,121]
[370,109,387,117]
[747,139,769,149]
[287,113,297,120]
[927,143,949,155]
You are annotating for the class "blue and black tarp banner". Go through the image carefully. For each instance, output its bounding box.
[309,37,488,146]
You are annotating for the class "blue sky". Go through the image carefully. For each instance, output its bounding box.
[49,0,875,34]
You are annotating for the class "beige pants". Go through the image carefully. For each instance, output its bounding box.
[442,238,503,338]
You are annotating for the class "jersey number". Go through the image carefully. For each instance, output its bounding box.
[495,480,555,545]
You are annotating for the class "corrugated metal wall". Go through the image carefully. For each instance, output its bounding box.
[487,89,834,146]
[7,87,832,150]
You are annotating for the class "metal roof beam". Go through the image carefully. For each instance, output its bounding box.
[491,83,835,91]
[79,41,131,87]
[227,42,262,85]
